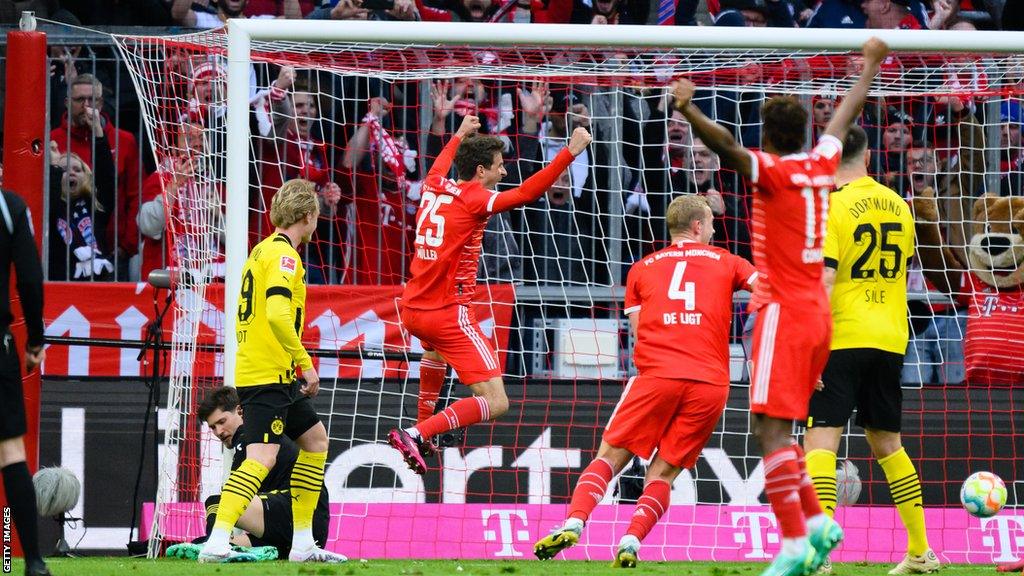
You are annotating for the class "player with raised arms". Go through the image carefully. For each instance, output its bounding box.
[199,180,344,563]
[533,195,757,567]
[387,115,591,475]
[803,125,936,575]
[673,37,891,576]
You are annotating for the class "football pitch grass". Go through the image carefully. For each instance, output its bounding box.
[9,557,1000,575]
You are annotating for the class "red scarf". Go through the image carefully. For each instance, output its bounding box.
[364,113,406,190]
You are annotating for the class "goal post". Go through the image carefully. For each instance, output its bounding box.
[114,20,1024,561]
[219,20,1024,384]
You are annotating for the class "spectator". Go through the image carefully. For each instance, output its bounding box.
[902,100,984,386]
[307,0,419,20]
[805,0,866,27]
[997,100,1023,196]
[685,138,751,260]
[811,95,835,140]
[47,145,115,281]
[715,0,796,26]
[305,0,369,18]
[411,0,505,21]
[576,0,650,24]
[927,0,958,29]
[137,122,224,281]
[259,72,344,282]
[246,0,316,17]
[342,94,417,284]
[907,141,939,197]
[51,73,141,280]
[172,0,298,27]
[48,43,79,131]
[523,169,588,283]
[860,0,929,29]
[871,118,913,191]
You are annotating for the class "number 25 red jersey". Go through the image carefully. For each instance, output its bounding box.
[625,240,757,386]
[746,135,842,313]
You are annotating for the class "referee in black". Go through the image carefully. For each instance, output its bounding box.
[0,189,50,576]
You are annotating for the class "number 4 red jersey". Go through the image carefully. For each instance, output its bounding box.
[747,135,842,313]
[625,240,757,386]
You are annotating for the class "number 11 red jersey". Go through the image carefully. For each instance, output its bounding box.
[746,135,842,313]
[625,240,757,386]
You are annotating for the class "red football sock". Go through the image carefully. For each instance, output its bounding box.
[414,395,489,440]
[417,359,447,423]
[791,443,824,519]
[764,446,807,538]
[626,479,672,542]
[568,458,616,523]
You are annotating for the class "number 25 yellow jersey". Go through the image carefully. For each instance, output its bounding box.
[823,176,915,354]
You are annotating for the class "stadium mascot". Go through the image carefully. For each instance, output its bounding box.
[912,188,1024,386]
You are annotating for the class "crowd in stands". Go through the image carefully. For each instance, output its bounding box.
[0,0,1018,384]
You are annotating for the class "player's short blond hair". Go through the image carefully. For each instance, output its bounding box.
[666,194,710,237]
[270,179,318,228]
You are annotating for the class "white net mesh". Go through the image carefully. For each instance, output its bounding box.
[113,27,1024,563]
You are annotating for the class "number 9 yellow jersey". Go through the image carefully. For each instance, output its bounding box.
[235,232,312,387]
[823,176,916,354]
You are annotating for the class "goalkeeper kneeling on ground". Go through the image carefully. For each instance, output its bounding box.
[169,386,332,561]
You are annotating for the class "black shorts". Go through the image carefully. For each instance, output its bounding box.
[236,382,320,446]
[0,332,27,441]
[250,491,330,556]
[807,348,904,433]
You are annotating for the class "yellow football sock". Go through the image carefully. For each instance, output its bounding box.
[291,450,327,534]
[879,447,929,556]
[213,459,269,533]
[805,449,838,518]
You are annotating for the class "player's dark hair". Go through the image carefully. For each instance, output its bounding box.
[840,125,869,165]
[198,386,240,423]
[454,135,505,181]
[761,96,807,155]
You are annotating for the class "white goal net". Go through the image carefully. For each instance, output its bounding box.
[113,22,1024,563]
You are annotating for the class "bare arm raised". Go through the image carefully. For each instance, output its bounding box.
[672,79,753,179]
[823,37,890,142]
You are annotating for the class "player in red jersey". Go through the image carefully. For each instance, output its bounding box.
[533,195,757,567]
[388,115,592,474]
[674,37,890,576]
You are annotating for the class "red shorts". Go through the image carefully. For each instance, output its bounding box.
[603,375,729,469]
[749,303,831,421]
[401,304,501,385]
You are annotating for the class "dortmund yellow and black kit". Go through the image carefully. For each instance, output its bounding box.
[809,175,916,432]
[234,232,319,446]
[805,177,932,559]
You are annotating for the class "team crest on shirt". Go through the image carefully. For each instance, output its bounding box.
[280,255,297,274]
[271,418,284,435]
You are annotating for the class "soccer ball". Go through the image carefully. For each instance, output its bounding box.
[835,459,862,506]
[33,467,81,518]
[960,471,1007,518]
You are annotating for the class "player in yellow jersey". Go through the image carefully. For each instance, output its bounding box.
[199,179,345,564]
[803,126,938,575]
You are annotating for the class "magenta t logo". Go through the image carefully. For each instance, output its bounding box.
[731,511,779,559]
[481,509,531,557]
[981,515,1024,562]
